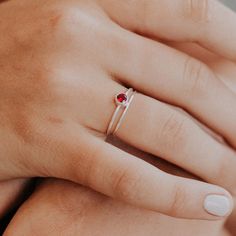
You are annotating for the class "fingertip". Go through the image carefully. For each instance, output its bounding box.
[166,178,234,220]
[203,193,233,218]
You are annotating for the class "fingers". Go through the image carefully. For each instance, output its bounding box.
[51,131,235,219]
[100,0,236,60]
[8,122,232,220]
[106,27,236,148]
[4,179,226,236]
[0,74,233,220]
[113,92,236,194]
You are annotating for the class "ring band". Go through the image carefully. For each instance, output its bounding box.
[106,88,136,136]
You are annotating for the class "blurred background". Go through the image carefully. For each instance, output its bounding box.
[221,0,236,10]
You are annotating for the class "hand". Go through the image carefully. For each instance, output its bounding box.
[1,0,236,220]
[3,48,236,234]
[168,41,236,235]
[3,178,230,236]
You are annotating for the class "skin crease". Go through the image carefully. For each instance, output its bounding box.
[2,45,236,236]
[0,179,29,219]
[1,0,236,234]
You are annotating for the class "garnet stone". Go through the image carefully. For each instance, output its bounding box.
[116,93,128,105]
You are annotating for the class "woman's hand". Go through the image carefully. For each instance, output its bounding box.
[1,0,236,220]
[3,178,230,236]
[4,42,236,236]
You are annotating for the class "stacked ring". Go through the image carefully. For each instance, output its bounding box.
[106,88,136,136]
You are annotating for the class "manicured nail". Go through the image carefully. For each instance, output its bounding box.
[204,195,232,217]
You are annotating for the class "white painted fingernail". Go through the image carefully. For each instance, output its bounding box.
[204,195,232,217]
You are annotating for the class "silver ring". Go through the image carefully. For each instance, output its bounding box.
[106,88,136,136]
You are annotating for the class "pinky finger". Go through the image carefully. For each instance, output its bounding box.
[2,126,233,220]
[67,134,234,220]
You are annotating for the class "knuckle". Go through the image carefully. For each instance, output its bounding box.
[128,0,156,32]
[182,57,211,98]
[216,149,229,177]
[216,151,236,195]
[70,143,102,186]
[138,0,152,31]
[159,112,188,150]
[45,6,80,35]
[26,5,87,44]
[186,0,211,23]
[168,184,187,216]
[15,5,74,46]
[112,167,141,201]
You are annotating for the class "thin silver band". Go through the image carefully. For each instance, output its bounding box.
[106,88,134,136]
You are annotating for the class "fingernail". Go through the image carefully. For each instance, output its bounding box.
[204,195,232,217]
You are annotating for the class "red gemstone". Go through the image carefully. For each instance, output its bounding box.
[117,93,127,103]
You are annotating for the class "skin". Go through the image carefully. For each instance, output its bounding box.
[1,0,236,230]
[3,179,230,236]
[0,179,29,219]
[4,42,236,236]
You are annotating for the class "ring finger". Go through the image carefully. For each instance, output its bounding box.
[81,72,236,198]
[105,24,236,149]
[111,91,236,194]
